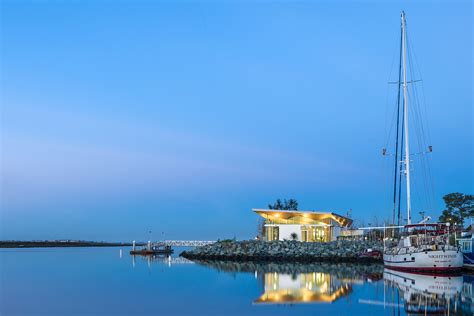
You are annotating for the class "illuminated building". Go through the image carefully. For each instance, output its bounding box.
[254,209,352,242]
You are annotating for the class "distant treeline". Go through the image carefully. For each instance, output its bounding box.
[0,240,142,248]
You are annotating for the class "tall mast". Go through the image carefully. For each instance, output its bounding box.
[401,11,412,225]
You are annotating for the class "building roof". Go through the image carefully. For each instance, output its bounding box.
[253,209,353,227]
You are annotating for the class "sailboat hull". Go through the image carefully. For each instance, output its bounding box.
[383,249,463,272]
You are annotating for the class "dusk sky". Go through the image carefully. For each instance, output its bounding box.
[1,0,472,241]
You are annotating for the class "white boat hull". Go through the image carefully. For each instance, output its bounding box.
[383,249,463,272]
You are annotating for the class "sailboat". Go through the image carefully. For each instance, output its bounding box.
[381,12,463,272]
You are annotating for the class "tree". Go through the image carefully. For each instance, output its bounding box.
[285,199,298,211]
[438,192,473,227]
[268,199,284,210]
[268,198,298,210]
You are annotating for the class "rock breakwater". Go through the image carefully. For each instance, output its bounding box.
[180,240,383,263]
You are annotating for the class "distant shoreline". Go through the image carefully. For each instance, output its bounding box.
[0,241,141,248]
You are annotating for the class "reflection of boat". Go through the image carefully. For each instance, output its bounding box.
[254,272,351,304]
[381,11,462,273]
[384,268,462,314]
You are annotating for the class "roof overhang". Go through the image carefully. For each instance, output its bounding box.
[253,209,352,227]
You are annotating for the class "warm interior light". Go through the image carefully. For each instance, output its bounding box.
[274,213,280,218]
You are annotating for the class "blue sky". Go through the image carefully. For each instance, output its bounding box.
[1,0,472,241]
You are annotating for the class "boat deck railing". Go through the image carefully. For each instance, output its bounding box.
[385,244,459,255]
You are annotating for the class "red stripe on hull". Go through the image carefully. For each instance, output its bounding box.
[384,264,462,275]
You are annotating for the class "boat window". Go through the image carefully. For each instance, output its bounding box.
[461,241,472,252]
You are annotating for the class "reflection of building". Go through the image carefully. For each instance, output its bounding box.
[461,275,474,314]
[255,272,352,304]
[253,209,352,242]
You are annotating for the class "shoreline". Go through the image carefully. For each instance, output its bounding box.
[0,241,140,248]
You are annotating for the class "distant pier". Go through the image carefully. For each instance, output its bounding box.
[130,240,216,256]
[153,240,216,247]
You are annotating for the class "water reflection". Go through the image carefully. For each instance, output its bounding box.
[130,253,194,268]
[190,260,383,305]
[255,271,351,304]
[462,275,474,314]
[189,259,474,314]
[383,269,474,315]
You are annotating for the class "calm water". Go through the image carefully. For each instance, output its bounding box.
[1,247,473,315]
